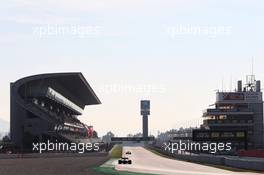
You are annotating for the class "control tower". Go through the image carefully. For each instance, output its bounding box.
[141,100,150,138]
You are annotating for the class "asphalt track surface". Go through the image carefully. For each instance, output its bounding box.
[0,153,108,175]
[116,146,262,175]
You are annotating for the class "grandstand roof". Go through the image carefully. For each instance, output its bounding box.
[12,72,101,107]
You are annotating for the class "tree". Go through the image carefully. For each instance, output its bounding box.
[127,133,133,137]
[133,133,143,137]
[92,131,98,138]
[102,131,114,143]
[2,135,10,142]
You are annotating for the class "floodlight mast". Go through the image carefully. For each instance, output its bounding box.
[245,58,256,92]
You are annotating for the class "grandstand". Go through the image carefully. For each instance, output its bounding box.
[10,73,101,150]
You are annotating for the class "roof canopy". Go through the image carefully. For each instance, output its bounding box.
[13,72,101,108]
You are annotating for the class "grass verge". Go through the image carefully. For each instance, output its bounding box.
[109,145,123,158]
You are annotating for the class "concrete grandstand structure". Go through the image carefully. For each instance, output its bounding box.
[10,73,101,150]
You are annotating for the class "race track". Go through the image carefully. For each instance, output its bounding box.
[116,146,261,175]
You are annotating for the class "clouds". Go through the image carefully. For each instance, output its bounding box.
[2,0,260,27]
[1,0,103,25]
[0,0,264,136]
[0,118,9,133]
[0,0,210,25]
[5,0,145,14]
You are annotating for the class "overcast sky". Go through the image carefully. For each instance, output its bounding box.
[0,0,264,136]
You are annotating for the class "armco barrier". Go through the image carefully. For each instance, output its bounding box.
[147,145,264,171]
[147,145,225,165]
[225,157,264,171]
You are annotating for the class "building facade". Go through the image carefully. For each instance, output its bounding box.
[199,75,264,150]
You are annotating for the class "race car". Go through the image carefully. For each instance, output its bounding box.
[125,151,132,155]
[118,157,132,164]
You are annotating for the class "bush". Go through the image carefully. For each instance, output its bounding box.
[2,135,10,142]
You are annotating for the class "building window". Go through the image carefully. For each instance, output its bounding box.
[232,120,237,123]
[248,120,253,123]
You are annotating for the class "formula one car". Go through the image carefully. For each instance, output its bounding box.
[118,157,132,164]
[125,151,132,155]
